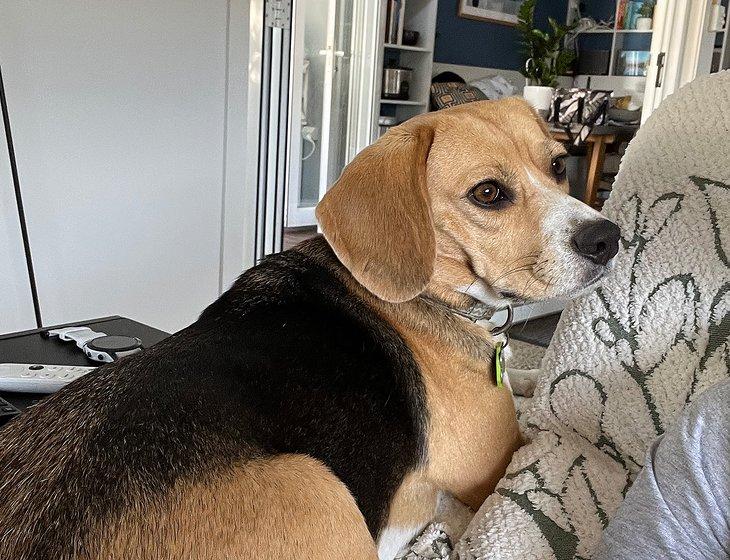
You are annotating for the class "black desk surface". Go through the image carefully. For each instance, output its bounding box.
[0,316,169,411]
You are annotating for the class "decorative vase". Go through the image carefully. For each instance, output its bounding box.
[522,85,554,118]
[636,17,652,30]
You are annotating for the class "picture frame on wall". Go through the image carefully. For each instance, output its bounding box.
[458,0,521,26]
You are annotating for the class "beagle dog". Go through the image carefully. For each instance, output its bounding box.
[0,98,620,560]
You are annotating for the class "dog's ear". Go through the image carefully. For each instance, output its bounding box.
[316,121,436,303]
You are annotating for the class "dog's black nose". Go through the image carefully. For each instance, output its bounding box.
[571,220,621,266]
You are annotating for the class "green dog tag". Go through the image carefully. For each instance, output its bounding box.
[495,341,505,388]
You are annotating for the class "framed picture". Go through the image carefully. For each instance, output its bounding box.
[618,50,651,77]
[458,0,522,26]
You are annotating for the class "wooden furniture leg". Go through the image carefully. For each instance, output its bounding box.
[585,137,606,207]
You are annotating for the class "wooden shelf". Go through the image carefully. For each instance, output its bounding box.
[384,43,432,53]
[577,28,652,34]
[379,98,428,106]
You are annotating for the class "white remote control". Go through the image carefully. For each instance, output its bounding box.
[0,363,97,394]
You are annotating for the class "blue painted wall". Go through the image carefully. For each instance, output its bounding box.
[434,0,570,70]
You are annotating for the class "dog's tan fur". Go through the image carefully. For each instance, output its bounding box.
[92,455,377,560]
[326,271,520,548]
[317,98,578,311]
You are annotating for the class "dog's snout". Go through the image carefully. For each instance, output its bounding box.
[571,220,620,266]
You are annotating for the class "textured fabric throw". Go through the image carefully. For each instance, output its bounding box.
[430,82,488,110]
[400,71,730,560]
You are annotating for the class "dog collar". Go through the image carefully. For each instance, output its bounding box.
[490,305,513,335]
[420,295,514,334]
[421,295,513,388]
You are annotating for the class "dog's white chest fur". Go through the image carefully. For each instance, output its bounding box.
[377,522,428,560]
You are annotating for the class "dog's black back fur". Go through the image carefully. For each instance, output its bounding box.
[0,236,428,558]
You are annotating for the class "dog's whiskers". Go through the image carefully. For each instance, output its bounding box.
[494,263,538,283]
[521,274,541,296]
[493,253,540,284]
[502,253,540,271]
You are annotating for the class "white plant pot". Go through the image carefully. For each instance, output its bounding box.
[522,85,554,114]
[636,17,652,30]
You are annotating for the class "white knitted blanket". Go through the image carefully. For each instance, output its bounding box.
[401,71,730,560]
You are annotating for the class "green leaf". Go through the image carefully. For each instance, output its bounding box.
[548,17,559,35]
[518,0,574,85]
[556,49,575,75]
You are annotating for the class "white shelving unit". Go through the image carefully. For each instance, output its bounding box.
[566,0,660,114]
[379,98,428,105]
[383,43,432,52]
[573,1,655,78]
[373,0,437,140]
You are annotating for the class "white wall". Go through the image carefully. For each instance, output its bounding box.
[0,121,36,333]
[0,0,254,334]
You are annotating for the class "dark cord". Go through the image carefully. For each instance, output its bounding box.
[0,62,43,328]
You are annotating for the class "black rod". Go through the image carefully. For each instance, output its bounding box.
[0,63,43,328]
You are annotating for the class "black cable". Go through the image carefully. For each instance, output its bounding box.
[0,63,43,328]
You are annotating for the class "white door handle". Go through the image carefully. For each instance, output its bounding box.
[318,48,346,57]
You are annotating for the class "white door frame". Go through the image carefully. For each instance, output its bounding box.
[682,0,716,81]
[284,0,337,228]
[316,0,340,205]
[252,0,293,258]
[347,0,383,161]
[642,0,694,123]
[678,0,729,81]
[220,0,261,290]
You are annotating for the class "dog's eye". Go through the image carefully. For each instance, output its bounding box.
[468,181,506,207]
[552,156,567,181]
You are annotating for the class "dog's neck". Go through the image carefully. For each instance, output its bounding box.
[379,295,496,364]
[382,260,507,362]
[421,282,497,323]
[298,236,497,363]
[426,249,512,316]
[423,253,511,322]
[370,280,498,365]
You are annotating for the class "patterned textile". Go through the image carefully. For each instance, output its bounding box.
[398,523,454,560]
[430,82,487,110]
[452,70,730,560]
[549,88,611,146]
[400,71,730,560]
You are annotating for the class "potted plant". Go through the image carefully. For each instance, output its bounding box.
[517,0,575,115]
[636,1,655,31]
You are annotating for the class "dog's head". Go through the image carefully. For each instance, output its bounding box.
[316,98,620,308]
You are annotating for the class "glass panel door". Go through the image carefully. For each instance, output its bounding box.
[319,0,354,201]
[236,0,380,256]
[285,0,354,231]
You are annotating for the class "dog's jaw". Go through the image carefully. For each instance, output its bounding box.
[457,278,511,310]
